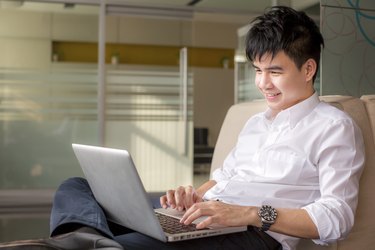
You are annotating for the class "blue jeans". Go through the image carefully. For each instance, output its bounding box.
[50,177,282,250]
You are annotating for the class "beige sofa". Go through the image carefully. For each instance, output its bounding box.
[211,96,375,249]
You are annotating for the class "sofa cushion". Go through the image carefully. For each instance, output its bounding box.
[211,100,267,174]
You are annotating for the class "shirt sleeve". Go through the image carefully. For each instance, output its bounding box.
[302,118,365,244]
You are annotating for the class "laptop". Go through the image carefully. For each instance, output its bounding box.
[72,144,247,242]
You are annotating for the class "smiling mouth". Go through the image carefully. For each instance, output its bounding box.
[266,93,281,97]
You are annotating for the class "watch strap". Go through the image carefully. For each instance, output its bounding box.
[260,220,273,231]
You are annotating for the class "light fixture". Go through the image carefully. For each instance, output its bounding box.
[64,3,75,9]
[106,4,194,20]
[187,0,202,6]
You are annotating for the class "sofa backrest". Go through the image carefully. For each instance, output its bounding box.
[210,100,268,175]
[361,95,375,143]
[211,96,375,250]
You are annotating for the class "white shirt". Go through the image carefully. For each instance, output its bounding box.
[203,93,365,250]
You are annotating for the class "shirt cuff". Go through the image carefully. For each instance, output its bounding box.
[302,199,353,244]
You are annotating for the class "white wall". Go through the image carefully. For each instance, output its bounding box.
[52,13,99,42]
[0,10,51,69]
[193,67,235,146]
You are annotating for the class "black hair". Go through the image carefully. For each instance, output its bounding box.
[245,6,324,82]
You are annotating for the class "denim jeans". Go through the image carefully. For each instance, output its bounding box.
[50,177,282,250]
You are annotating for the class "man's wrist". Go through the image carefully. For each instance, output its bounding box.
[245,206,261,227]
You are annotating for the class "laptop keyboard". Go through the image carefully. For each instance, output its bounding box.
[156,212,203,234]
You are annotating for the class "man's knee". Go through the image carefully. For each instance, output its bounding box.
[59,177,89,191]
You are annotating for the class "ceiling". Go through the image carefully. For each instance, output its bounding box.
[106,0,320,13]
[1,0,320,21]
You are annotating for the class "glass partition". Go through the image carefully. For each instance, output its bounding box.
[0,2,100,189]
[234,24,264,103]
[0,2,194,191]
[0,67,98,188]
[0,0,194,241]
[235,58,263,103]
[0,2,101,242]
[105,68,193,191]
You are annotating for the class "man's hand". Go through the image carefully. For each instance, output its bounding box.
[180,201,255,229]
[160,185,204,211]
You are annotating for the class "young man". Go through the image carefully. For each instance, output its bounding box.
[0,6,364,250]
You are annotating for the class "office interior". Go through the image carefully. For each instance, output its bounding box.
[0,0,374,242]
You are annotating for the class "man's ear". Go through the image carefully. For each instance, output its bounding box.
[304,59,317,82]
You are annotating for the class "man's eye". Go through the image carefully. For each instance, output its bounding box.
[271,71,281,75]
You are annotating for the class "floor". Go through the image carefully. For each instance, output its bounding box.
[0,216,50,242]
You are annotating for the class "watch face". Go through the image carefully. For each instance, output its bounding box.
[259,205,277,222]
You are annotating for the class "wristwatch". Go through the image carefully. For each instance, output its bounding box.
[258,205,278,231]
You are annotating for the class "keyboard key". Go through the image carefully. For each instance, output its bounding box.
[156,213,203,234]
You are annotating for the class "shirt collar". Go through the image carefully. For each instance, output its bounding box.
[264,92,320,129]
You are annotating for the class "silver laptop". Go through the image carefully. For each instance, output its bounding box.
[72,144,247,242]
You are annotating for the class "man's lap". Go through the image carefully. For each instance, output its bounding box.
[114,227,281,250]
[51,177,281,250]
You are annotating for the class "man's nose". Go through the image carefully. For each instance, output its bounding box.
[257,73,271,90]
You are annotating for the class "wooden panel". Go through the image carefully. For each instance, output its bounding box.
[52,41,234,68]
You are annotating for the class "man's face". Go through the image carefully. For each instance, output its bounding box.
[252,51,315,117]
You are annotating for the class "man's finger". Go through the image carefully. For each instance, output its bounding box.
[181,204,208,225]
[196,216,214,229]
[160,195,168,209]
[184,185,194,208]
[166,190,176,209]
[174,186,185,211]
